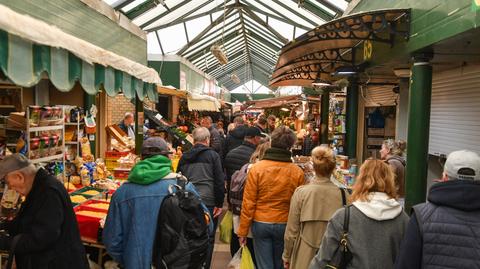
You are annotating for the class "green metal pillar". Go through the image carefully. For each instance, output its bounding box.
[345,77,359,158]
[405,55,433,213]
[320,92,330,144]
[84,93,96,155]
[135,97,144,156]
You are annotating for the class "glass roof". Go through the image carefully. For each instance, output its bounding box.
[103,0,349,90]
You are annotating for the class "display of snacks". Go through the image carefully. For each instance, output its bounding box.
[82,190,100,196]
[85,202,110,211]
[75,210,107,219]
[93,179,118,191]
[71,195,88,204]
[64,182,77,192]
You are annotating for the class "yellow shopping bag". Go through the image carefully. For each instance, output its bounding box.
[219,210,233,244]
[240,246,254,269]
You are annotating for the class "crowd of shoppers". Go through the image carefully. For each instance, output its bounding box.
[1,112,479,269]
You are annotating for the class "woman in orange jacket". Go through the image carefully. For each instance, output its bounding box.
[238,126,305,269]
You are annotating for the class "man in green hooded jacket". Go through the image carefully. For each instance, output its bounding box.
[103,137,208,269]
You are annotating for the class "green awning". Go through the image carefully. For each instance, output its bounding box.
[0,30,158,102]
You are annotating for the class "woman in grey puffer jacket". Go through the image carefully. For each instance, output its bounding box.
[309,159,409,269]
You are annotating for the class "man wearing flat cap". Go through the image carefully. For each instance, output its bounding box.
[103,137,208,269]
[0,153,88,269]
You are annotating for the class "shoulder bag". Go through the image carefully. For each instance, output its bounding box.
[325,205,353,269]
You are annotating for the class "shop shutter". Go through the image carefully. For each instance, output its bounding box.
[429,65,480,156]
[363,86,398,107]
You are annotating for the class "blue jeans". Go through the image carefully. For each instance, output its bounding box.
[251,222,287,269]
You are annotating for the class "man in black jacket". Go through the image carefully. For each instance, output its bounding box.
[0,154,88,269]
[225,116,248,154]
[395,150,480,269]
[177,127,225,269]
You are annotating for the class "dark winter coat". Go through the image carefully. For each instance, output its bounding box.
[224,141,256,181]
[225,125,248,154]
[177,144,225,207]
[3,168,88,269]
[395,180,480,269]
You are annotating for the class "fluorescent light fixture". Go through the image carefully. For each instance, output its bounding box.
[211,45,228,65]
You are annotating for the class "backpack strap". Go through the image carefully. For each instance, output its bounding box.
[176,173,188,190]
[343,205,351,234]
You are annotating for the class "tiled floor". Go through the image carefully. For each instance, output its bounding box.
[211,224,233,268]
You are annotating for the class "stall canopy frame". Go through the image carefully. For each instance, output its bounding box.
[270,9,411,87]
[0,4,161,102]
[103,0,349,90]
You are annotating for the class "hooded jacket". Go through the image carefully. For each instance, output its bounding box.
[386,155,406,197]
[395,180,480,269]
[310,192,409,269]
[1,168,88,269]
[177,144,225,207]
[103,155,206,269]
[225,125,248,154]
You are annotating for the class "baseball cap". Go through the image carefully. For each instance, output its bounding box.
[0,154,31,179]
[444,150,480,180]
[245,127,266,138]
[142,137,173,157]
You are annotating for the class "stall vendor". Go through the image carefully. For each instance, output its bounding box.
[119,112,135,140]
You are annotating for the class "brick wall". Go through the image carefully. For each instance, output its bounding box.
[106,95,156,126]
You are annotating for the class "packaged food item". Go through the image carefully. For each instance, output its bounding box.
[40,136,50,157]
[81,137,92,158]
[40,106,53,121]
[70,175,81,185]
[29,106,41,126]
[81,167,91,186]
[52,106,62,120]
[76,210,107,218]
[1,185,20,209]
[82,190,100,196]
[64,182,76,191]
[71,195,87,203]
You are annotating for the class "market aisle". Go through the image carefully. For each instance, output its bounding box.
[211,229,231,269]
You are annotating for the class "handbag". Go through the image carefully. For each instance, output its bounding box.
[325,205,353,269]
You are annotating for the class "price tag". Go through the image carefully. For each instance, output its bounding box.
[89,134,95,141]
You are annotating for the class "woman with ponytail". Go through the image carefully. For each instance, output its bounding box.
[283,146,349,269]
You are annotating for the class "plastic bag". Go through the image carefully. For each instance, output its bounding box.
[227,246,255,269]
[219,210,233,243]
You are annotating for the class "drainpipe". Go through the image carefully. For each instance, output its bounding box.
[320,92,330,144]
[405,54,433,212]
[346,77,359,158]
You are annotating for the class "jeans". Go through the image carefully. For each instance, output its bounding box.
[251,221,287,269]
[206,207,219,269]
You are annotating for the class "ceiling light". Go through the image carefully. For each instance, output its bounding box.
[211,45,228,65]
[280,107,290,112]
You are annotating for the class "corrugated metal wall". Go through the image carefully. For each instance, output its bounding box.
[362,85,398,107]
[429,65,480,156]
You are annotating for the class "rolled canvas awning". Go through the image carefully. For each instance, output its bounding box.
[187,93,221,112]
[270,9,410,87]
[0,4,160,102]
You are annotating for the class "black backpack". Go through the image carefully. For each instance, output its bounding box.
[152,175,210,269]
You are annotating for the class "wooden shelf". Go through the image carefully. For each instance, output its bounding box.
[0,105,15,108]
[30,154,64,164]
[65,141,79,145]
[65,122,84,126]
[29,125,64,132]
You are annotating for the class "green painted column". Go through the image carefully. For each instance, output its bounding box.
[345,77,359,158]
[405,55,433,213]
[84,92,96,155]
[135,97,143,155]
[320,92,330,144]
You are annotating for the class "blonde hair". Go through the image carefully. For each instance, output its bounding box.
[383,139,406,156]
[250,141,271,163]
[311,146,336,178]
[351,159,397,202]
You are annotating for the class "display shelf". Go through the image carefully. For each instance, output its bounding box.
[0,105,15,108]
[65,122,84,126]
[66,141,79,145]
[29,125,64,132]
[30,154,64,164]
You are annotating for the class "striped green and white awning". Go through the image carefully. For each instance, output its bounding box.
[0,30,157,102]
[0,4,160,102]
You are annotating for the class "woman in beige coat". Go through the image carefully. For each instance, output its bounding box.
[283,146,348,269]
